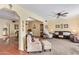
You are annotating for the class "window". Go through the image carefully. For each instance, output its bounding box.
[55,25,60,28]
[64,24,68,28]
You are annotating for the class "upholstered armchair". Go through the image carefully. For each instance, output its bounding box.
[41,40,52,51]
[26,34,42,52]
[70,34,79,43]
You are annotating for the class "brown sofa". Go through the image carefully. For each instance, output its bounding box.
[53,31,71,39]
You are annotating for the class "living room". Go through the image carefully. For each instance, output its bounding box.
[0,4,79,55]
[23,4,79,55]
[1,0,79,59]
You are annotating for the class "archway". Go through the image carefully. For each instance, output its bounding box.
[26,17,44,37]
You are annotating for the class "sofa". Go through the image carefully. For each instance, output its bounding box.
[53,31,71,39]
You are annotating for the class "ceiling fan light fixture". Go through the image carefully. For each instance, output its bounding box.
[12,20,16,23]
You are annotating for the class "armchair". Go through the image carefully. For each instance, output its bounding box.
[26,34,42,52]
[70,34,79,43]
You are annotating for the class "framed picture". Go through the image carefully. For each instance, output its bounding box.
[64,24,68,28]
[14,24,19,29]
[55,25,60,28]
[33,24,36,29]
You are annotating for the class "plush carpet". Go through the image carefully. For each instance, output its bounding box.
[29,38,79,55]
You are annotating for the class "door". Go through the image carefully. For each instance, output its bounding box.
[40,24,43,37]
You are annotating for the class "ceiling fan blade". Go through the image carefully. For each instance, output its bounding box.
[62,14,67,17]
[63,12,68,14]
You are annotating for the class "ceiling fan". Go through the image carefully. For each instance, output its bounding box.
[50,11,69,18]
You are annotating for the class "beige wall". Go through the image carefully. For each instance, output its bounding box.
[47,16,79,34]
[10,21,19,35]
[0,18,19,36]
[0,4,45,51]
[0,19,9,35]
[26,20,42,36]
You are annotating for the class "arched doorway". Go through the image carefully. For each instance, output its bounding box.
[26,17,44,38]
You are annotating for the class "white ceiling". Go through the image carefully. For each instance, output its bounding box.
[0,4,20,21]
[0,8,20,20]
[19,4,79,20]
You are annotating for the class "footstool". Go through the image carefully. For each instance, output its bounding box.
[41,40,51,51]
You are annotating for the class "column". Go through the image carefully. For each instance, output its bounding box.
[19,19,26,51]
